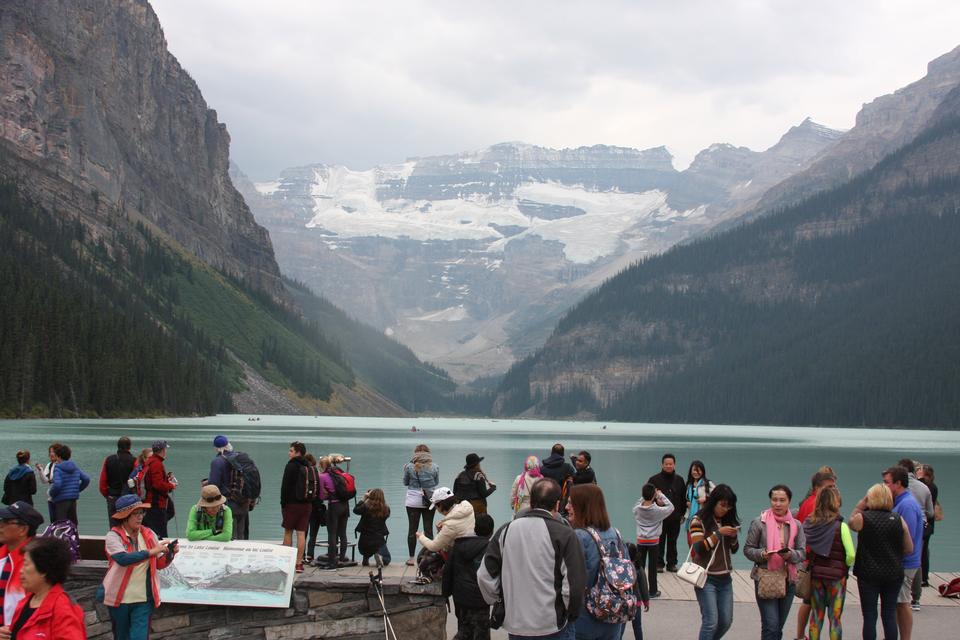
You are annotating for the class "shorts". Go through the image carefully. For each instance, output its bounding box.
[898,567,920,604]
[282,503,312,532]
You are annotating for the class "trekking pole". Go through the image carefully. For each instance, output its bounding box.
[369,554,398,640]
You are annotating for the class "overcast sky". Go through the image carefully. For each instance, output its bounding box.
[151,1,960,180]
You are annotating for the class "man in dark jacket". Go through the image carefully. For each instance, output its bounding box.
[142,440,177,537]
[280,441,312,572]
[207,435,250,540]
[571,451,597,485]
[443,513,495,640]
[478,478,586,639]
[647,453,686,572]
[98,436,135,525]
[539,444,576,486]
[2,451,36,506]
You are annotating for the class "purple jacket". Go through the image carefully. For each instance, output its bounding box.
[318,470,339,503]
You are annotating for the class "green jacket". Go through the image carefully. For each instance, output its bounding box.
[186,504,233,542]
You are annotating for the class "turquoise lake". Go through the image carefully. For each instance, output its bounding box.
[2,416,956,569]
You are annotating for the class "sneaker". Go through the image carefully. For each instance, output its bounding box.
[656,565,665,574]
[295,563,304,573]
[922,580,930,587]
[911,602,920,611]
[649,591,661,598]
[303,555,313,564]
[666,565,679,573]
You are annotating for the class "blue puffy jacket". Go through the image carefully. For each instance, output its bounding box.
[49,460,91,503]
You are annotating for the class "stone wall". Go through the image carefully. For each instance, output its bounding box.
[66,562,447,640]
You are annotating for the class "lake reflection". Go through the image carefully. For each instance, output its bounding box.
[3,416,957,569]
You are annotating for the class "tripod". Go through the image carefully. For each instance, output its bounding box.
[369,554,398,640]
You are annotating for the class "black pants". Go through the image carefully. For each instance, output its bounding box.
[636,543,658,594]
[455,605,491,640]
[52,500,78,526]
[307,503,326,558]
[406,506,435,557]
[921,527,933,582]
[326,501,349,562]
[657,519,681,568]
[857,578,899,640]
[143,505,168,538]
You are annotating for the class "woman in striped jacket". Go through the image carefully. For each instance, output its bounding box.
[98,494,178,640]
[689,484,741,640]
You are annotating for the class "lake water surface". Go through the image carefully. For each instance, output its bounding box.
[2,416,956,569]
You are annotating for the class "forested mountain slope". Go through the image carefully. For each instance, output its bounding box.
[493,86,960,428]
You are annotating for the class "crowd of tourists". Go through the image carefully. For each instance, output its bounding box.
[0,435,946,640]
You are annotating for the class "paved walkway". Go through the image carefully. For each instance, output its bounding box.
[314,562,960,638]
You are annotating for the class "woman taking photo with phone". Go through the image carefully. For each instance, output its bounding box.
[744,484,806,640]
[99,494,179,640]
[689,484,740,640]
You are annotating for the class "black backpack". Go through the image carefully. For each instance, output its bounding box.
[223,451,262,508]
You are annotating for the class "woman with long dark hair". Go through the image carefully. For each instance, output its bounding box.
[689,484,740,640]
[452,453,496,515]
[916,464,939,587]
[354,488,390,566]
[685,461,714,542]
[401,444,439,565]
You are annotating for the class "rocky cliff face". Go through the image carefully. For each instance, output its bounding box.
[737,45,960,223]
[0,0,282,295]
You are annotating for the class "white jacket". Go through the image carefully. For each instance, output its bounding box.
[420,500,475,552]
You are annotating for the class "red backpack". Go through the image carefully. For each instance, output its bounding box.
[330,467,356,500]
[939,577,960,598]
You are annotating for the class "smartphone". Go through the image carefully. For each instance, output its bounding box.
[166,540,177,552]
[777,548,791,555]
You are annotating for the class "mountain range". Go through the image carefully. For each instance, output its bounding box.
[238,119,843,382]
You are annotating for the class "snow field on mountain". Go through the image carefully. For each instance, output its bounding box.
[305,167,700,264]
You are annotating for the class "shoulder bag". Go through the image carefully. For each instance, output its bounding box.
[677,537,719,589]
[756,566,788,599]
[795,563,812,600]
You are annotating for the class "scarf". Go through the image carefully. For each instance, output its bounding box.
[411,452,432,471]
[802,516,841,557]
[761,508,798,580]
[513,456,542,510]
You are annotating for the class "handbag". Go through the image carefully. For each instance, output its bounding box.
[795,564,812,600]
[756,567,787,599]
[677,539,719,589]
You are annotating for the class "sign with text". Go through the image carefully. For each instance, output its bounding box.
[159,540,297,608]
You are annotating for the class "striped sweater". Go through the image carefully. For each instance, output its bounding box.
[689,516,739,575]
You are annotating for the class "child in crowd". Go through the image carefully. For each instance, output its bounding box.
[443,513,495,640]
[632,483,674,597]
[626,542,652,640]
[353,488,390,566]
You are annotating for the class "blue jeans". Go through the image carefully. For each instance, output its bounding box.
[109,601,154,640]
[573,613,623,640]
[510,623,576,640]
[857,578,900,640]
[755,581,796,640]
[695,574,733,640]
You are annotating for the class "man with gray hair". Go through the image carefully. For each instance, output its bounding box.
[207,435,250,539]
[478,478,585,639]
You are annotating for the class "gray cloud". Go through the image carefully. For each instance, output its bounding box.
[151,0,960,178]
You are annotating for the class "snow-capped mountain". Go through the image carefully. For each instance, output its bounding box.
[235,124,841,382]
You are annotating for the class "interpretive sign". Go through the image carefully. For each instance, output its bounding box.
[159,539,297,608]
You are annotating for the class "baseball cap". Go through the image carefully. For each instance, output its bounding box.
[213,435,229,448]
[0,501,44,533]
[429,486,455,509]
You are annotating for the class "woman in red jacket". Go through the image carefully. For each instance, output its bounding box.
[0,537,85,640]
